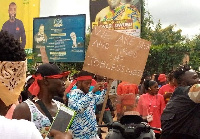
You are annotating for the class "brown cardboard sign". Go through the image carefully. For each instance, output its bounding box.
[83,26,151,84]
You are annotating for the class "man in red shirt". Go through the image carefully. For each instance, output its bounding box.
[158,74,167,88]
[116,81,139,120]
[158,72,177,104]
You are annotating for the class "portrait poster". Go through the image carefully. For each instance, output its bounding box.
[83,26,151,85]
[0,0,40,54]
[33,14,86,62]
[90,0,141,37]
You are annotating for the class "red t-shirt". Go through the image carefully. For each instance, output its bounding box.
[158,84,176,103]
[117,81,138,95]
[136,93,165,133]
[116,81,139,113]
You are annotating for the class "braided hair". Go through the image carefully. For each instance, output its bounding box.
[0,30,26,61]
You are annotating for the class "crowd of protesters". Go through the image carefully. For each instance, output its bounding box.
[0,29,200,139]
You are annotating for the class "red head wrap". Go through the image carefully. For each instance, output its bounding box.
[28,71,70,96]
[65,77,96,93]
[76,76,92,81]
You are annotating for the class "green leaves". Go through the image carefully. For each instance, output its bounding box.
[145,44,190,74]
[141,4,192,74]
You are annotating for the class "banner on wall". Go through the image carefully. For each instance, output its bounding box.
[33,14,86,62]
[90,0,141,37]
[0,0,40,53]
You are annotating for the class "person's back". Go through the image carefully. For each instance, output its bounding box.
[117,81,138,95]
[0,116,42,139]
[161,65,200,139]
[116,81,138,120]
[117,82,138,107]
[161,86,200,138]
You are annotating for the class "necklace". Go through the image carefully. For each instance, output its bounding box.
[148,94,157,115]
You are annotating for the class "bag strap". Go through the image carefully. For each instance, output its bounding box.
[36,100,53,123]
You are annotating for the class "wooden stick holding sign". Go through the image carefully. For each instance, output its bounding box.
[98,79,113,125]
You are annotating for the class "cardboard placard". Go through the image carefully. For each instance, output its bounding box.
[83,26,151,85]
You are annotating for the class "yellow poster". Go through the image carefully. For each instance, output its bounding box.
[0,0,40,53]
[90,0,141,37]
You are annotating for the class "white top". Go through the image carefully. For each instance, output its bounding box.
[0,116,42,139]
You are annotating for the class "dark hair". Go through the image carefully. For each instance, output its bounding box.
[140,71,151,84]
[35,63,61,77]
[0,30,26,61]
[53,96,64,103]
[9,2,16,7]
[173,64,191,85]
[77,70,93,77]
[21,76,35,101]
[167,71,174,82]
[144,79,157,90]
[154,74,159,83]
[94,75,104,82]
[72,73,78,79]
[141,71,151,81]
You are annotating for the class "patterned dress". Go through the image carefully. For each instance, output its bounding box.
[24,99,62,136]
[68,89,106,139]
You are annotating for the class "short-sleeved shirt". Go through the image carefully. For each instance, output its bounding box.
[116,82,139,112]
[158,84,176,103]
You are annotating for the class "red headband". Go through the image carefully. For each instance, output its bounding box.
[28,71,70,96]
[28,74,43,96]
[45,71,70,79]
[76,76,92,81]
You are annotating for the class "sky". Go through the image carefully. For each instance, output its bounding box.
[145,0,200,39]
[40,0,200,38]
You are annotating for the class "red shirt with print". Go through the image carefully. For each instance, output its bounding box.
[158,84,176,104]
